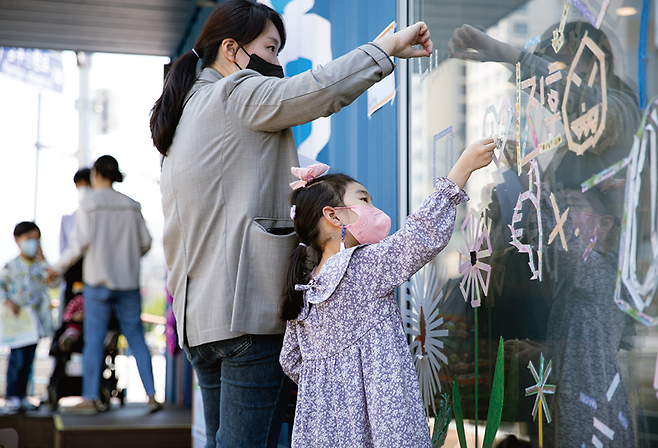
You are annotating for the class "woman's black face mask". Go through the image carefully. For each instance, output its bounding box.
[235,46,284,78]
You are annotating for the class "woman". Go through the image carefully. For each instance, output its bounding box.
[49,155,158,415]
[151,1,432,447]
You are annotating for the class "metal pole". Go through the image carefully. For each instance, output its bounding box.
[34,92,42,222]
[77,51,92,168]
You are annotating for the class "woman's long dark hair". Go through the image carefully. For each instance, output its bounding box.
[150,0,286,156]
[280,173,357,321]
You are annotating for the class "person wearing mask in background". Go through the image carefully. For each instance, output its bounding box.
[59,168,91,311]
[150,1,432,446]
[0,222,53,414]
[48,155,160,415]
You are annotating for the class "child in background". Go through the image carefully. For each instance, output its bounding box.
[0,222,53,414]
[279,138,495,447]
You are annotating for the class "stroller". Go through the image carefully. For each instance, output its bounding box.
[46,286,125,412]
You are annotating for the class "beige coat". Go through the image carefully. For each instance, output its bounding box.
[161,43,394,347]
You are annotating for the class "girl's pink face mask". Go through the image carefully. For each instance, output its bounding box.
[336,205,392,245]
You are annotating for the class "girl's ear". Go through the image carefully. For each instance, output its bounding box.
[321,206,343,228]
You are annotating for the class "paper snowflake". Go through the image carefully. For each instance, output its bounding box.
[405,264,449,416]
[458,209,492,307]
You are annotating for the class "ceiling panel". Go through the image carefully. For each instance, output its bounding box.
[0,0,200,56]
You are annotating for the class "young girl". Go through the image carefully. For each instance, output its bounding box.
[279,138,495,447]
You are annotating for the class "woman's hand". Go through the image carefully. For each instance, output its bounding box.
[377,22,433,59]
[448,137,495,189]
[448,24,520,64]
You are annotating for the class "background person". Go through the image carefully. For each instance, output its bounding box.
[0,222,53,414]
[150,0,433,446]
[58,168,91,323]
[48,155,159,415]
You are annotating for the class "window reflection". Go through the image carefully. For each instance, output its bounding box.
[405,1,657,446]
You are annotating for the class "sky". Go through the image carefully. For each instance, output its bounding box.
[0,51,169,295]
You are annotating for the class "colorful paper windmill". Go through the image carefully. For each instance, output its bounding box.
[458,209,492,307]
[525,353,556,423]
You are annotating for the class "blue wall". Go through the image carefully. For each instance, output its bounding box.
[309,0,399,230]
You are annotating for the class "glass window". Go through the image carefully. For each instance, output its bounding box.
[404,1,658,446]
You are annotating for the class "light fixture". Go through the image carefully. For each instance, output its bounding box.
[615,6,638,16]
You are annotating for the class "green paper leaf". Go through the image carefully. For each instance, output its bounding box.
[452,376,468,448]
[431,394,451,448]
[502,338,519,422]
[482,337,505,448]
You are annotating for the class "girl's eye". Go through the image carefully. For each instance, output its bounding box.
[360,197,368,203]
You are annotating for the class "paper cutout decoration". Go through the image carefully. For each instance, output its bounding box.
[593,417,615,441]
[525,34,542,49]
[433,126,454,183]
[367,21,396,117]
[458,209,493,307]
[580,156,632,193]
[614,98,658,324]
[509,159,543,281]
[552,4,570,53]
[482,99,513,167]
[618,411,629,430]
[606,373,620,401]
[562,31,608,156]
[580,391,598,410]
[431,394,451,448]
[572,0,610,29]
[406,264,449,416]
[525,354,555,423]
[548,192,569,251]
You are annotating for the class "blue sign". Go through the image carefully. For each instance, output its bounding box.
[0,47,64,93]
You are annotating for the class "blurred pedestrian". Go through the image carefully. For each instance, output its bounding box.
[48,155,160,415]
[0,222,53,414]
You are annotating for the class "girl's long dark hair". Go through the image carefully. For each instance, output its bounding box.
[280,173,357,321]
[150,0,286,156]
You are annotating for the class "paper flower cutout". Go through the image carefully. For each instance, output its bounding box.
[405,264,449,416]
[458,209,492,307]
[525,353,556,423]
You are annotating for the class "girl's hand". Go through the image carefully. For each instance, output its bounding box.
[448,24,520,64]
[448,138,495,189]
[377,22,433,59]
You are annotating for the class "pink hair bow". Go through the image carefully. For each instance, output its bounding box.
[290,163,330,190]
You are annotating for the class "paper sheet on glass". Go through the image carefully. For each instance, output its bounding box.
[0,305,40,349]
[367,21,396,117]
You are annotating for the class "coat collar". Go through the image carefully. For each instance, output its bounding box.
[183,67,224,105]
[295,245,365,321]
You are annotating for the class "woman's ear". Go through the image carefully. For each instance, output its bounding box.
[219,39,240,65]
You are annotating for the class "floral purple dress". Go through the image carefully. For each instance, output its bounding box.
[280,178,468,448]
